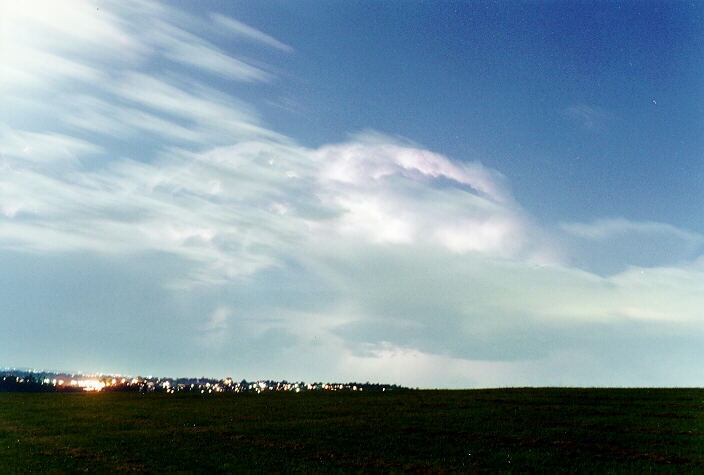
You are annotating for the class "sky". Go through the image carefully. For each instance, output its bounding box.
[1,0,702,387]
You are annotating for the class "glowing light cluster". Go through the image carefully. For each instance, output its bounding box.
[77,379,106,392]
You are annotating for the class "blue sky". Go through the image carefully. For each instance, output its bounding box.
[1,0,702,387]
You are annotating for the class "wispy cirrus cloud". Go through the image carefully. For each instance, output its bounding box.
[0,127,102,166]
[559,218,704,275]
[147,20,273,82]
[1,0,280,159]
[211,12,294,53]
[1,1,148,80]
[561,217,703,243]
[62,95,203,144]
[105,72,281,143]
[563,104,616,132]
[0,45,104,90]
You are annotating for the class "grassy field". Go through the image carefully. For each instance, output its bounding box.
[1,388,702,472]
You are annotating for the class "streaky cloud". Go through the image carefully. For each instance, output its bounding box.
[559,218,703,275]
[211,12,294,53]
[561,217,703,243]
[0,127,102,165]
[147,20,272,82]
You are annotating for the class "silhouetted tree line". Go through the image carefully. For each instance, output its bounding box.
[1,371,407,393]
[1,374,55,393]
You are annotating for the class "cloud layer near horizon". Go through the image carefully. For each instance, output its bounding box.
[1,0,702,386]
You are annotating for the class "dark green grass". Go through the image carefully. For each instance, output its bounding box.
[1,388,702,472]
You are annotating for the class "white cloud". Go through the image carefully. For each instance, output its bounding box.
[318,139,510,202]
[63,95,203,144]
[310,239,703,337]
[563,104,616,131]
[434,216,523,254]
[313,138,530,257]
[0,139,318,285]
[559,218,703,274]
[561,217,703,243]
[211,13,293,53]
[147,20,272,82]
[0,127,102,165]
[1,0,279,154]
[337,342,693,388]
[198,306,231,347]
[4,127,701,330]
[339,342,555,388]
[1,0,147,87]
[0,46,103,90]
[108,73,252,126]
